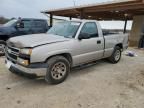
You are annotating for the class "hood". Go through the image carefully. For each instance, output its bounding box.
[0,25,10,30]
[7,33,70,48]
[0,26,12,34]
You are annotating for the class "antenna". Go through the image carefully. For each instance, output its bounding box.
[73,0,76,7]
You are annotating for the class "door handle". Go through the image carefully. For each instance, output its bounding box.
[97,40,101,44]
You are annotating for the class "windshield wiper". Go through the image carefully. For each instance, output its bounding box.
[63,36,72,39]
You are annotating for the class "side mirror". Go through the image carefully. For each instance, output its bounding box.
[78,33,91,40]
[16,22,24,28]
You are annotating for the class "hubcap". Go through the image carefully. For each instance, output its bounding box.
[51,62,66,80]
[0,44,5,54]
[114,50,120,61]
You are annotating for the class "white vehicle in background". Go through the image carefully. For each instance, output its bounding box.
[5,20,128,84]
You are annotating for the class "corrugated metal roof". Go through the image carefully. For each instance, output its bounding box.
[42,0,144,20]
[42,0,137,12]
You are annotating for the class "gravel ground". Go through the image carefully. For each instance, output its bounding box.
[0,48,144,108]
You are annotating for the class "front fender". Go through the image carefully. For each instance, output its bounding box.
[31,47,72,63]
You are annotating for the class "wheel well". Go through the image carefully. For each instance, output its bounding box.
[116,43,123,49]
[0,35,9,41]
[45,53,73,67]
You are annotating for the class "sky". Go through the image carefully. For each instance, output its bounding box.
[0,0,132,29]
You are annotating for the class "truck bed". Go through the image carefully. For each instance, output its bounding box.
[102,29,129,36]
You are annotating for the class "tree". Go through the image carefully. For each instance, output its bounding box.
[0,16,9,24]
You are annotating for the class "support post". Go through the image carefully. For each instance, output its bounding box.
[123,19,127,33]
[129,15,144,47]
[50,13,53,27]
[69,17,72,20]
[80,9,85,19]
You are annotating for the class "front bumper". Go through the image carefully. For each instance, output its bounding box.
[5,59,47,77]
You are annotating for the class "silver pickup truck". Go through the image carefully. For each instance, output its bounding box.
[5,20,128,84]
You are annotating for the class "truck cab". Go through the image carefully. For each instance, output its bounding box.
[0,18,49,55]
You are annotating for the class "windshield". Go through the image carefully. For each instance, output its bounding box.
[47,21,81,38]
[4,19,17,27]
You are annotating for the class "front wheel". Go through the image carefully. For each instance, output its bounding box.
[108,46,122,64]
[0,41,6,56]
[45,56,70,84]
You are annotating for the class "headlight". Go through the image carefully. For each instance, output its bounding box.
[17,57,29,66]
[20,49,32,55]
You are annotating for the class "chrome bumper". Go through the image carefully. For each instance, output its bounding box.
[5,59,47,77]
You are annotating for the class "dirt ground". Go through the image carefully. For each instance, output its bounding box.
[0,48,144,108]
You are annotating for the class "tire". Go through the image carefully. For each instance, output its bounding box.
[45,56,70,84]
[108,46,122,64]
[0,41,6,56]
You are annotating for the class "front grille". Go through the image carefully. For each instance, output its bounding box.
[8,46,19,53]
[5,46,20,62]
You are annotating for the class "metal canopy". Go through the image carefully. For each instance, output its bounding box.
[42,0,144,20]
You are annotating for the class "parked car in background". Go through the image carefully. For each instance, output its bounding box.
[0,18,49,55]
[5,20,128,84]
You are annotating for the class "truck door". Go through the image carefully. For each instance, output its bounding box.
[31,20,46,34]
[73,22,104,65]
[16,20,33,36]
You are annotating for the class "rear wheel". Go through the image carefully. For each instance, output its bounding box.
[45,56,70,84]
[0,41,6,56]
[108,46,122,64]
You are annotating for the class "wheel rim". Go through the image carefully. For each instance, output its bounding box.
[114,50,121,61]
[51,62,67,80]
[0,44,5,54]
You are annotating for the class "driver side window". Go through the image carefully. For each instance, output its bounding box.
[21,20,31,28]
[17,20,31,29]
[81,22,99,38]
